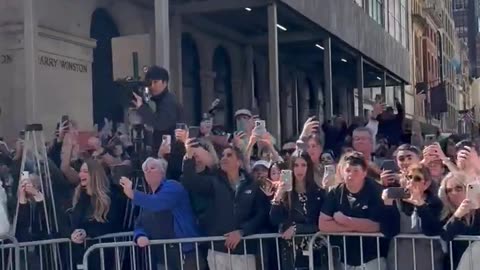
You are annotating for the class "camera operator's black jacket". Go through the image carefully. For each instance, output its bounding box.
[181,158,270,254]
[137,89,179,151]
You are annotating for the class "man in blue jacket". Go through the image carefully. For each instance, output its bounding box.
[120,157,204,270]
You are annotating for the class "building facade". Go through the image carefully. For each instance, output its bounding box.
[453,0,480,77]
[441,0,460,132]
[0,0,410,143]
[455,37,473,133]
[354,0,409,119]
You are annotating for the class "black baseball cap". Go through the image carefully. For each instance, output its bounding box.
[145,66,169,82]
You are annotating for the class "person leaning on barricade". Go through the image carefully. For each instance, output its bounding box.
[319,151,397,270]
[69,159,123,269]
[70,159,122,241]
[381,163,445,270]
[270,150,326,269]
[119,157,205,270]
[181,143,269,270]
[438,172,480,270]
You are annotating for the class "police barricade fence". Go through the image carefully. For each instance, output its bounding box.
[77,233,324,270]
[4,232,480,270]
[0,234,20,270]
[0,232,134,270]
[308,232,480,270]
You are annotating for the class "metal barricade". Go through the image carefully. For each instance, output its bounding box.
[77,233,323,270]
[0,232,135,270]
[308,232,480,270]
[4,238,72,270]
[0,234,20,270]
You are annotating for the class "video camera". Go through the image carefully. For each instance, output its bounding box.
[115,77,151,108]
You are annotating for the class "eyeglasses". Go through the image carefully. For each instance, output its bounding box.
[446,185,464,194]
[406,174,424,182]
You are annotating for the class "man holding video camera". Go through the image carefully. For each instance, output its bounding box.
[133,66,179,151]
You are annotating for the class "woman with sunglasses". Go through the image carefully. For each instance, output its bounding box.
[270,151,326,269]
[382,164,444,270]
[439,173,480,269]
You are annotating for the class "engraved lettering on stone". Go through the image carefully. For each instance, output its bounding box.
[38,55,87,73]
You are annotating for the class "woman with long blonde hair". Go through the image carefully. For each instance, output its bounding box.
[70,159,119,244]
[439,172,480,269]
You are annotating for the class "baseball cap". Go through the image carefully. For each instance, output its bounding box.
[234,109,253,118]
[252,160,270,170]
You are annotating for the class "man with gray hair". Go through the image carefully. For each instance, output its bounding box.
[120,157,204,270]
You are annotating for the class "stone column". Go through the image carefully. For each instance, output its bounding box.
[155,0,170,70]
[24,0,38,123]
[267,2,281,142]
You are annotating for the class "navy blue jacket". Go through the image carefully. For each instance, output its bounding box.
[133,180,199,252]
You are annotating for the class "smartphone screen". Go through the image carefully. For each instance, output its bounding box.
[386,187,409,200]
[466,183,480,209]
[189,126,200,139]
[254,120,266,136]
[324,165,336,175]
[162,135,171,146]
[21,171,30,180]
[381,159,398,172]
[280,170,293,192]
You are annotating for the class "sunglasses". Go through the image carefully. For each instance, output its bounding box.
[446,185,464,194]
[281,149,295,156]
[406,174,424,182]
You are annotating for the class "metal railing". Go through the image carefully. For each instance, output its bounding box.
[0,234,20,270]
[308,232,480,270]
[4,232,480,270]
[77,233,324,270]
[0,232,134,270]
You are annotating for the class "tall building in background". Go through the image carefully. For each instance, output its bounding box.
[453,0,480,77]
[454,37,473,133]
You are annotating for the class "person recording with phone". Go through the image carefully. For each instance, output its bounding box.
[119,157,203,270]
[132,66,179,152]
[179,138,218,233]
[270,151,326,269]
[181,144,269,269]
[380,144,421,188]
[381,164,444,270]
[16,173,47,242]
[438,173,480,269]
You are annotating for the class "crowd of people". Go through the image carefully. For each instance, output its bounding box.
[1,66,480,270]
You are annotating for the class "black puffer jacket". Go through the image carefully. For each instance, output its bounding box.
[181,158,270,254]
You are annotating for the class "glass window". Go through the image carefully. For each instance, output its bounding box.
[388,0,395,36]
